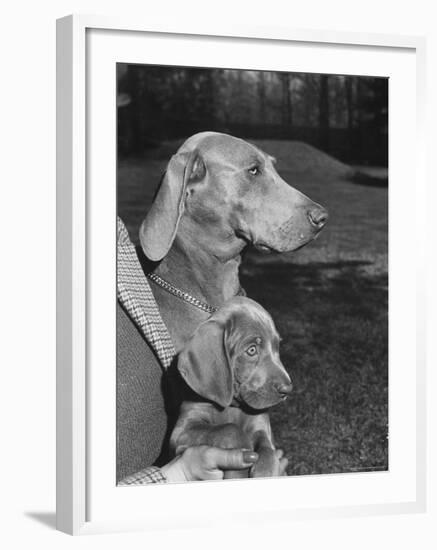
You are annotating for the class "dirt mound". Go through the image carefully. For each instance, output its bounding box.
[250,140,354,180]
[143,138,354,180]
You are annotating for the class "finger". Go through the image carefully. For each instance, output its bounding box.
[279,458,289,476]
[274,448,284,460]
[205,448,259,470]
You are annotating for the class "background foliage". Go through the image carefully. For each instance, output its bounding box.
[117,65,388,166]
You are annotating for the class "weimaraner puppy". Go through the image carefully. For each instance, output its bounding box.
[170,296,293,479]
[140,132,328,352]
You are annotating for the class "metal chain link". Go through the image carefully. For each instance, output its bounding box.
[147,272,218,314]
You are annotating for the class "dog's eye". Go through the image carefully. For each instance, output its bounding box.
[248,166,260,176]
[245,345,258,357]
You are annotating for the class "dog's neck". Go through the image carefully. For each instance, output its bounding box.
[155,233,244,307]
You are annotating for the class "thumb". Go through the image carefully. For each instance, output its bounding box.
[207,448,259,470]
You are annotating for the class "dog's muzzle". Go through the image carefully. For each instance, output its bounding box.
[307,206,329,230]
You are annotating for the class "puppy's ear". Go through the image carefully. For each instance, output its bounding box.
[177,319,233,409]
[139,150,205,261]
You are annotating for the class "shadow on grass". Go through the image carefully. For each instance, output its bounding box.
[240,259,388,476]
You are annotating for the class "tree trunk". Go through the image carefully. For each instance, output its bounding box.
[258,72,266,123]
[204,70,216,127]
[281,73,293,130]
[345,77,354,132]
[318,74,330,150]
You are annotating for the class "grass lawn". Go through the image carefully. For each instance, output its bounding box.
[118,139,388,476]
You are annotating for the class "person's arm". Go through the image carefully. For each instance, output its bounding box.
[118,446,290,485]
[118,465,168,485]
[118,447,259,485]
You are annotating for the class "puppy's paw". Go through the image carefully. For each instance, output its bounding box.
[250,448,288,478]
[250,448,278,478]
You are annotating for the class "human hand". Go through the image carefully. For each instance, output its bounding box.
[161,446,259,482]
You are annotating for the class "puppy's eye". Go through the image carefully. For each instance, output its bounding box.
[248,166,260,176]
[245,345,258,357]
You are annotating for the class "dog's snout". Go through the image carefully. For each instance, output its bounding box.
[276,382,293,396]
[308,207,328,229]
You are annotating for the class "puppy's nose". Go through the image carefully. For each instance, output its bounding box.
[277,382,293,396]
[308,207,328,229]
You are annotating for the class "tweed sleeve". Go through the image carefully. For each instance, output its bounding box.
[118,466,168,485]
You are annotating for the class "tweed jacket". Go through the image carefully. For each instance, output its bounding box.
[117,217,176,484]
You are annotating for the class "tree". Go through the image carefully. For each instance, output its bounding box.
[257,71,267,123]
[280,73,293,128]
[345,77,354,132]
[318,74,330,150]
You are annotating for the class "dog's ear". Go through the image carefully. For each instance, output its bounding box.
[139,150,206,261]
[177,319,234,409]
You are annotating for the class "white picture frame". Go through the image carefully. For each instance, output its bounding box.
[56,14,427,535]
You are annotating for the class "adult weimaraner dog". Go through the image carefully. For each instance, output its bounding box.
[170,296,293,479]
[140,131,328,352]
[117,131,327,479]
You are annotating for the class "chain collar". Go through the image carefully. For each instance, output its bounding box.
[146,272,245,315]
[147,272,218,314]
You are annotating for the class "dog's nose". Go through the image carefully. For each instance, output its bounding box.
[308,207,328,229]
[277,382,293,396]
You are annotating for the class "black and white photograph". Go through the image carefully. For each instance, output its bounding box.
[116,64,388,485]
